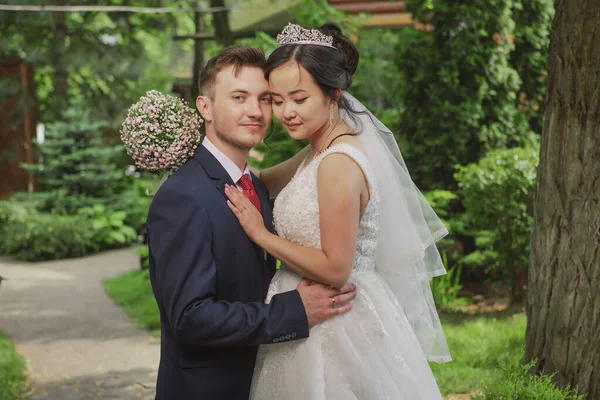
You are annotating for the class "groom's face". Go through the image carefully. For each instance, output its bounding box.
[199,65,272,150]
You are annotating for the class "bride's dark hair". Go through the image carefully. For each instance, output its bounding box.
[265,22,362,121]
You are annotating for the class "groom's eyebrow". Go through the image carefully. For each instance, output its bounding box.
[230,89,271,98]
[270,89,307,96]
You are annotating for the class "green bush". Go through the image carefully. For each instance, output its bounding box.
[1,212,97,261]
[455,146,538,300]
[397,0,545,190]
[111,178,155,231]
[0,332,28,400]
[472,358,584,400]
[79,204,137,250]
[0,199,138,262]
[431,253,469,311]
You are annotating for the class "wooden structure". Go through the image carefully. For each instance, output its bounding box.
[0,57,36,199]
[328,0,413,28]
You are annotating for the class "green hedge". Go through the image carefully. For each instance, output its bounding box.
[0,201,139,262]
[1,212,97,261]
[455,146,538,298]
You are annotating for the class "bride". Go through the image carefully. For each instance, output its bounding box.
[224,22,451,399]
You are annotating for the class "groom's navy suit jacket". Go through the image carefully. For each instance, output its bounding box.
[147,144,309,400]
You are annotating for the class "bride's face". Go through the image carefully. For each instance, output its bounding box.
[269,61,334,141]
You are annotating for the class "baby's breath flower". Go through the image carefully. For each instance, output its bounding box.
[120,90,203,173]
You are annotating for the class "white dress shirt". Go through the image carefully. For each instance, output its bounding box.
[202,137,251,191]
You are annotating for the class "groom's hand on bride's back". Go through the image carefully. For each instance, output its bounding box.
[296,278,357,327]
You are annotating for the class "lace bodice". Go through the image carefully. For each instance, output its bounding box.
[273,144,380,276]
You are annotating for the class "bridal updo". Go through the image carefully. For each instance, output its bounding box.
[265,22,360,114]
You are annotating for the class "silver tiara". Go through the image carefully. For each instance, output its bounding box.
[276,23,336,49]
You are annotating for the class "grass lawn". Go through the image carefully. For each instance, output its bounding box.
[105,269,530,397]
[0,331,28,400]
[104,269,161,337]
[433,311,526,395]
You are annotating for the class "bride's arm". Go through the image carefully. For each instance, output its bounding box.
[251,145,311,199]
[226,154,364,288]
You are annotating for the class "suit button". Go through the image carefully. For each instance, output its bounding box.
[285,334,291,340]
[273,337,279,343]
[291,332,297,338]
[279,336,285,342]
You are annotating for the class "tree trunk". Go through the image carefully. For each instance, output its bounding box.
[525,1,600,399]
[210,0,233,47]
[192,2,205,101]
[50,0,68,120]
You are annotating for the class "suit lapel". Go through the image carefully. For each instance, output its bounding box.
[193,144,235,200]
[195,144,270,267]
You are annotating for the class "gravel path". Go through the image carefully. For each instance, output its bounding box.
[0,247,159,399]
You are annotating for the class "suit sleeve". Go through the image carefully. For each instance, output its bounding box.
[147,187,309,346]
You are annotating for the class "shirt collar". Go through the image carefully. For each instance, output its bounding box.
[202,137,250,184]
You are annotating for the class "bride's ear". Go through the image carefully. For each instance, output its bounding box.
[196,95,213,122]
[331,88,342,104]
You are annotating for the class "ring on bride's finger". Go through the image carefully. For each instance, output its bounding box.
[331,297,337,307]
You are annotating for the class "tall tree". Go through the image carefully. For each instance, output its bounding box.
[526,1,600,398]
[50,0,68,120]
[0,0,182,125]
[210,0,232,46]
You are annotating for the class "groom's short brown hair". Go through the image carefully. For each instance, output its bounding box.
[198,45,267,100]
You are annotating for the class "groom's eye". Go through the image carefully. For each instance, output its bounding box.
[260,97,272,104]
[233,95,244,101]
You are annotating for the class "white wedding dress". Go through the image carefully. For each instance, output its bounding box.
[250,143,443,400]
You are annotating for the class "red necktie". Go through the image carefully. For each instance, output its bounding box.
[238,174,261,213]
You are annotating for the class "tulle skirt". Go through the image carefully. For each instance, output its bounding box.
[250,267,443,400]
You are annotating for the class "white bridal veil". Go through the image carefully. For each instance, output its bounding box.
[342,92,452,363]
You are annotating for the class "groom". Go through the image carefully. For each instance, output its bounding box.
[147,45,357,400]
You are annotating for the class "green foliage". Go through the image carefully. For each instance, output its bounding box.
[431,254,469,310]
[0,212,96,261]
[21,104,125,214]
[511,0,554,135]
[78,205,137,250]
[0,332,28,400]
[455,147,538,287]
[137,245,150,270]
[104,269,160,337]
[472,358,584,400]
[398,0,542,190]
[352,29,403,131]
[0,199,139,261]
[0,0,182,124]
[110,177,155,231]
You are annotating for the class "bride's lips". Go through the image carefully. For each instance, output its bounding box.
[285,122,302,131]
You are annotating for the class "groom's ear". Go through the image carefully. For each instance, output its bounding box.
[196,95,213,123]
